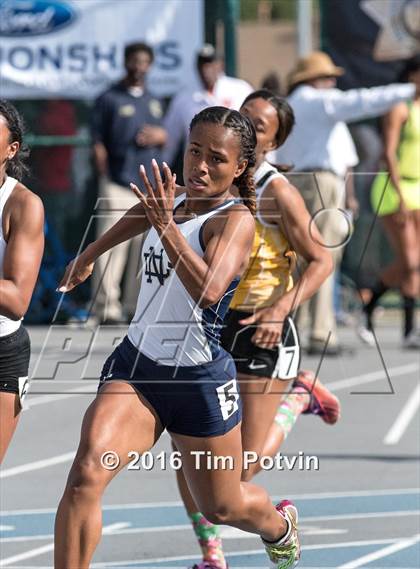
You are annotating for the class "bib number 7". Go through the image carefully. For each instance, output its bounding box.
[217,379,239,421]
[275,345,299,379]
[18,376,30,410]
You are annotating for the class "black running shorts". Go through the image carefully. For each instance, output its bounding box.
[0,326,31,401]
[221,309,301,380]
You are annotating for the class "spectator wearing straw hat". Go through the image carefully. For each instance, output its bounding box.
[269,51,416,355]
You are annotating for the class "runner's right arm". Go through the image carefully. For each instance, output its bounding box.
[58,201,151,292]
[320,83,415,124]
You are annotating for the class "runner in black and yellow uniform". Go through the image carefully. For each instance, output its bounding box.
[176,91,340,569]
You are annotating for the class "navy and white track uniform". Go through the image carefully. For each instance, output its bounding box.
[100,195,242,436]
[0,176,31,401]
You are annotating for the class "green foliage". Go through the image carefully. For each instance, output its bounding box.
[240,0,296,21]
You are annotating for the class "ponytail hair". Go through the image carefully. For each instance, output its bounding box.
[0,99,29,180]
[190,106,257,215]
[235,162,256,216]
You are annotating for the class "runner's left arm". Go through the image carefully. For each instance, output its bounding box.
[271,179,334,314]
[240,178,333,348]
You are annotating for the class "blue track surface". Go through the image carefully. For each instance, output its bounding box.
[2,491,419,567]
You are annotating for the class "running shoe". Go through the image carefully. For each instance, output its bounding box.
[356,324,375,347]
[191,563,228,569]
[294,370,341,425]
[403,330,420,349]
[262,500,300,568]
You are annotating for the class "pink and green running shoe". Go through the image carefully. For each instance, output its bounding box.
[191,563,228,569]
[262,500,301,568]
[294,370,341,425]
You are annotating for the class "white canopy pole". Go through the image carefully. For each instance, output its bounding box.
[297,0,313,56]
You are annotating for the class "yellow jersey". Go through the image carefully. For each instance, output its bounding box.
[230,161,295,311]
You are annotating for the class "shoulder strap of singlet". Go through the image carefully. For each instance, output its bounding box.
[256,169,278,189]
[198,198,240,252]
[0,177,18,212]
[173,192,187,209]
[255,165,288,227]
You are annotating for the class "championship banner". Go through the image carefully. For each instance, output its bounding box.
[320,0,420,89]
[0,0,203,99]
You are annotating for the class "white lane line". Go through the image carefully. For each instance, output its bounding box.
[102,522,131,533]
[27,384,95,407]
[1,534,53,543]
[0,523,129,567]
[2,511,418,543]
[2,487,418,514]
[88,537,411,567]
[299,510,419,522]
[0,451,75,479]
[0,542,54,567]
[325,362,419,392]
[338,533,420,568]
[274,487,420,501]
[384,383,420,445]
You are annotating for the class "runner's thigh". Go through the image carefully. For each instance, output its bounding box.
[171,424,244,515]
[71,381,163,482]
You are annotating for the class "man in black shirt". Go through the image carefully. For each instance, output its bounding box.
[91,42,166,323]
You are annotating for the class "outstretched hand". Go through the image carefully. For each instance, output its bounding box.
[130,159,176,234]
[57,256,94,293]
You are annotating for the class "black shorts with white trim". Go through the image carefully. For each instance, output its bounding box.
[221,309,301,380]
[0,325,31,399]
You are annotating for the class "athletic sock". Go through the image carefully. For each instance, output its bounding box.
[403,296,415,338]
[274,388,309,440]
[364,281,388,330]
[190,512,227,568]
[263,516,292,545]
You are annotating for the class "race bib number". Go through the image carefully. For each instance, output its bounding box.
[274,344,300,380]
[217,379,239,421]
[18,376,30,409]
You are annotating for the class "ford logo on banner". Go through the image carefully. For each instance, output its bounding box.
[0,0,77,37]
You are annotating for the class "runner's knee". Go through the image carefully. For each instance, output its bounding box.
[65,453,108,500]
[201,502,243,526]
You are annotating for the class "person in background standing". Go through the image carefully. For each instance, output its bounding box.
[91,42,166,323]
[360,55,420,349]
[163,44,253,168]
[269,51,417,356]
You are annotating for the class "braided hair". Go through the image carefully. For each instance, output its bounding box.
[189,106,257,215]
[0,100,29,180]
